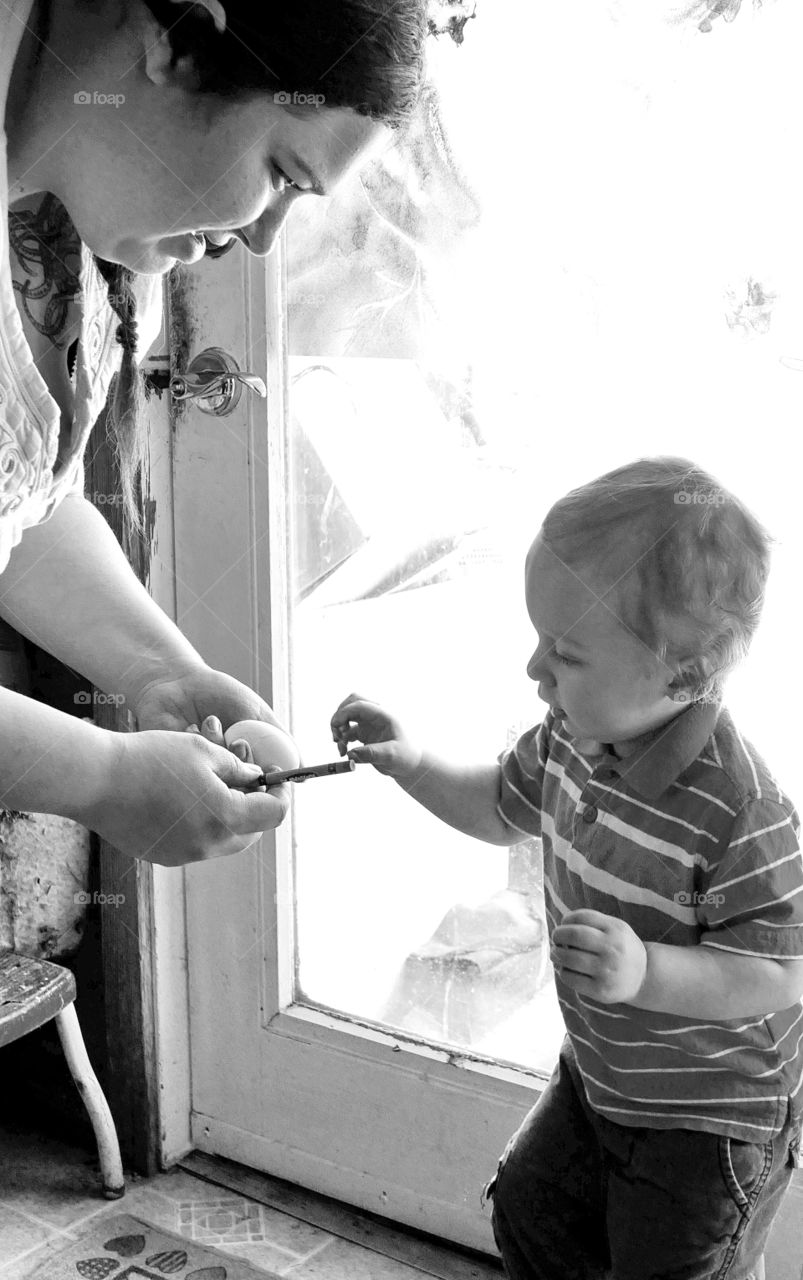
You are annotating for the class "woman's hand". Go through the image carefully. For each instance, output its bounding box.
[130,663,287,739]
[88,727,290,867]
[86,663,294,864]
[330,692,422,780]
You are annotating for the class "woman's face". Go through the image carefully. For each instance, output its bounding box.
[61,95,388,274]
[6,1,391,273]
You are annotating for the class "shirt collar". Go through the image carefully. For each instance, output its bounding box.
[598,698,722,799]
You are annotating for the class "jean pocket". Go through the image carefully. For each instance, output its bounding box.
[482,1129,519,1207]
[789,1121,803,1169]
[718,1135,774,1215]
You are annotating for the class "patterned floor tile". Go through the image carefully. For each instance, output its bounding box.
[222,1239,311,1274]
[283,1236,440,1278]
[0,1204,62,1276]
[171,1194,331,1257]
[60,1186,183,1239]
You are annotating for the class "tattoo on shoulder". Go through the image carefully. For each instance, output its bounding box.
[8,193,83,349]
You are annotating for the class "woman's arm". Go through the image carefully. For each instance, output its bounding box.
[0,491,204,704]
[0,681,114,819]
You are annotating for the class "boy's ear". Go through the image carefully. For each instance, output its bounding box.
[666,660,698,705]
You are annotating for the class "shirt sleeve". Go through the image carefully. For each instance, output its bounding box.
[496,715,552,840]
[66,454,86,497]
[697,795,803,961]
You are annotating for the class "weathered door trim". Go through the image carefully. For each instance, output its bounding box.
[86,411,161,1175]
[90,267,193,1173]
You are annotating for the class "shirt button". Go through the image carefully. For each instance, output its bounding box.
[583,805,598,823]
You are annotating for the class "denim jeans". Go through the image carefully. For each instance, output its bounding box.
[485,1037,802,1280]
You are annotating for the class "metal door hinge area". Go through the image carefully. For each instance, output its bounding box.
[143,347,267,417]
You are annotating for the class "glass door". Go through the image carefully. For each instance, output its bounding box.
[179,0,803,1253]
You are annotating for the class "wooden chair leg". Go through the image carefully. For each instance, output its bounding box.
[54,1003,125,1199]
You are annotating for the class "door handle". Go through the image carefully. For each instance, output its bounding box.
[144,347,267,417]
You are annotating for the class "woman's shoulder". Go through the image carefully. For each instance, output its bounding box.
[6,192,84,438]
[0,188,106,537]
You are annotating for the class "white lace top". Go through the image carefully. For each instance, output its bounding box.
[0,0,162,575]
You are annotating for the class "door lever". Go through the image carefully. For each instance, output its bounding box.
[144,347,267,417]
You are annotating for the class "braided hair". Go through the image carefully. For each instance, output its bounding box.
[91,256,146,537]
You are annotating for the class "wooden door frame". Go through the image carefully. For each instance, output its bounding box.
[92,266,194,1174]
[86,417,161,1175]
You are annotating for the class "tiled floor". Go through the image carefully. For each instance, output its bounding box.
[0,1121,500,1279]
[0,1119,800,1278]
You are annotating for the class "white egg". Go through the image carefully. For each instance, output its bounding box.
[224,720,301,771]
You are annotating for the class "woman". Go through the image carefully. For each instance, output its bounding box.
[0,0,426,865]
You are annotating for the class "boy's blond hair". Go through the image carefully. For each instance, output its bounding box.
[541,457,774,702]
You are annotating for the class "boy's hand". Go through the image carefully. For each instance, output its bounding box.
[551,909,648,1004]
[330,693,422,780]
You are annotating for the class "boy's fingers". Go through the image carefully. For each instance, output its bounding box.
[331,698,381,730]
[331,694,378,725]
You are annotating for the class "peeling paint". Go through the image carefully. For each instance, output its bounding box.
[167,264,197,433]
[0,624,92,960]
[0,812,91,958]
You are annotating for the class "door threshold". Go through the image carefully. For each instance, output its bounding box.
[178,1150,503,1280]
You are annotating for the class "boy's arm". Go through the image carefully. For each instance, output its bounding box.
[632,945,803,1018]
[397,754,520,845]
[392,719,548,846]
[331,697,546,847]
[552,910,803,1016]
[554,793,803,1017]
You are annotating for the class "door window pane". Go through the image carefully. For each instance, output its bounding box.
[283,2,802,1074]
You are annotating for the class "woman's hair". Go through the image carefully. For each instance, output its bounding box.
[541,457,775,703]
[93,0,428,536]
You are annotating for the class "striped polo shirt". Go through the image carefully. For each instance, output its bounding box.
[497,699,803,1141]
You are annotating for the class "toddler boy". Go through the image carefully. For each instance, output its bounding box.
[330,457,803,1280]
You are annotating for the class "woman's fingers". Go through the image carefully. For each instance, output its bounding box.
[187,715,255,765]
[199,715,226,747]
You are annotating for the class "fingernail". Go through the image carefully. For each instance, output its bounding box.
[205,716,220,732]
[231,741,246,758]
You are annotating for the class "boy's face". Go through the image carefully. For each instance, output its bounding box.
[524,533,685,752]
